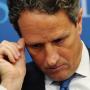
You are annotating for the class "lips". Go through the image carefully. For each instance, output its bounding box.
[46,64,67,73]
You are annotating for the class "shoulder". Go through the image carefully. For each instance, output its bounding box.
[22,62,45,90]
[87,48,90,52]
[26,62,44,76]
[87,48,90,56]
[24,62,44,81]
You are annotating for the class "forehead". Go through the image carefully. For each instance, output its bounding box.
[18,10,73,29]
[18,10,74,43]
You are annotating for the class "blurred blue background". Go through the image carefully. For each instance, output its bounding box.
[0,0,90,62]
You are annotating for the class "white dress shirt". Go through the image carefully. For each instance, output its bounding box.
[0,42,90,90]
[45,42,90,90]
[0,85,7,90]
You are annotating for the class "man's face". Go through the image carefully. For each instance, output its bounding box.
[18,10,82,81]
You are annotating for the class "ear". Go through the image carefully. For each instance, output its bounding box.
[76,8,83,35]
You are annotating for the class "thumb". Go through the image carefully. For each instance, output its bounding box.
[17,38,25,50]
[16,38,26,68]
[17,38,25,59]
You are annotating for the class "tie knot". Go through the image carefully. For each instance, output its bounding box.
[60,74,76,90]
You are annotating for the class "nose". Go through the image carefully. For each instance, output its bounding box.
[45,43,60,68]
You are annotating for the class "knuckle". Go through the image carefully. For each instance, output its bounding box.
[1,40,8,44]
[13,43,20,49]
[10,42,18,48]
[0,55,3,59]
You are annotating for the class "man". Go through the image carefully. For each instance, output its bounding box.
[0,0,90,90]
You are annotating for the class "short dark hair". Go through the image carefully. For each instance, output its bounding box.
[7,0,80,36]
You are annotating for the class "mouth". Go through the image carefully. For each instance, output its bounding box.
[46,64,68,73]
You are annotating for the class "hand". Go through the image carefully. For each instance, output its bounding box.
[0,38,26,90]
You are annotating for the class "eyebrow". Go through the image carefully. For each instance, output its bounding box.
[26,30,70,46]
[52,30,70,42]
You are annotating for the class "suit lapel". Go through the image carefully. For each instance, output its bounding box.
[22,62,45,90]
[30,65,45,90]
[87,48,90,56]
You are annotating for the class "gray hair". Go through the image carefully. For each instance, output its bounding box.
[7,0,80,36]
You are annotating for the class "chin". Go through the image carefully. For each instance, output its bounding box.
[47,72,70,81]
[47,69,75,82]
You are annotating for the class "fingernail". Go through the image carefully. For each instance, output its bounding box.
[17,52,21,57]
[15,55,19,59]
[13,60,16,64]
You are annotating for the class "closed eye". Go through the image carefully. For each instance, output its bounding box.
[52,36,67,45]
[53,38,63,43]
[29,43,44,49]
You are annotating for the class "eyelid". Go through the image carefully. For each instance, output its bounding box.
[28,43,44,49]
[52,36,67,43]
[53,38,62,42]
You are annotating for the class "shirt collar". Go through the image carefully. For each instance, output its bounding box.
[76,41,90,77]
[45,75,53,85]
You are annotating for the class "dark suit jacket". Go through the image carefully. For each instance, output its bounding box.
[22,48,90,90]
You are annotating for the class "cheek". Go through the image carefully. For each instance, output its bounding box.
[59,45,82,72]
[58,47,74,61]
[57,47,76,68]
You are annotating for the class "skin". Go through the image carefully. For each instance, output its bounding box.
[18,9,83,81]
[0,39,26,90]
[0,8,83,90]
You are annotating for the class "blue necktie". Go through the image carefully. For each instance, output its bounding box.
[60,74,75,90]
